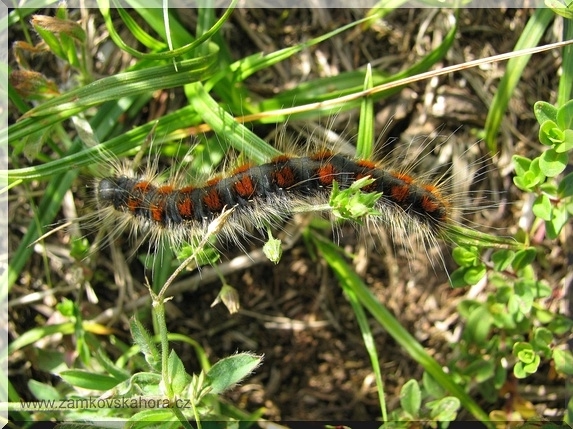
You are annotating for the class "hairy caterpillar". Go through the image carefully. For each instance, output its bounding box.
[84,136,473,266]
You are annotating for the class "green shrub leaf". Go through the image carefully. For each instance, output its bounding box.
[512,248,537,272]
[205,353,262,395]
[539,120,563,146]
[491,249,515,271]
[555,129,573,153]
[426,396,460,422]
[168,350,190,396]
[539,149,567,177]
[557,172,573,198]
[452,246,479,267]
[546,204,570,239]
[463,264,487,285]
[553,349,573,376]
[59,370,121,391]
[532,194,552,221]
[556,99,573,130]
[534,100,558,124]
[400,379,421,417]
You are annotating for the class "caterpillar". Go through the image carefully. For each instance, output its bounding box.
[88,144,462,263]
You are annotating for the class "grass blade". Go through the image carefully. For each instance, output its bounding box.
[311,233,492,425]
[484,7,554,152]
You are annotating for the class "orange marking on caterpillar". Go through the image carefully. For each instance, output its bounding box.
[150,203,165,222]
[203,188,223,212]
[177,196,193,218]
[234,175,256,198]
[391,185,410,203]
[317,163,338,186]
[420,195,441,214]
[127,197,141,213]
[273,166,296,188]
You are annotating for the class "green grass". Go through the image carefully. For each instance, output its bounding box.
[6,4,573,427]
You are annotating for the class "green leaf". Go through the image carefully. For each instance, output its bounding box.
[513,174,535,192]
[491,249,515,271]
[524,354,541,374]
[532,327,553,356]
[457,299,481,319]
[113,372,163,397]
[513,343,540,376]
[494,362,507,389]
[534,100,558,124]
[128,408,178,426]
[464,305,493,345]
[546,204,570,239]
[188,82,281,164]
[19,52,219,121]
[548,314,573,335]
[422,371,445,399]
[512,248,537,272]
[532,194,552,221]
[177,238,221,268]
[512,156,545,191]
[205,353,262,395]
[32,19,65,59]
[553,349,573,375]
[539,120,563,146]
[8,322,75,354]
[555,129,573,153]
[463,264,487,285]
[59,370,121,391]
[533,307,555,324]
[400,379,421,417]
[531,281,552,299]
[545,0,573,19]
[27,379,61,401]
[539,149,568,177]
[130,317,161,371]
[540,181,559,195]
[452,246,480,267]
[490,303,517,329]
[514,279,534,303]
[426,396,460,422]
[558,172,573,198]
[512,155,532,176]
[461,359,495,383]
[513,341,535,363]
[168,350,190,396]
[514,361,527,378]
[449,267,472,288]
[557,99,573,130]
